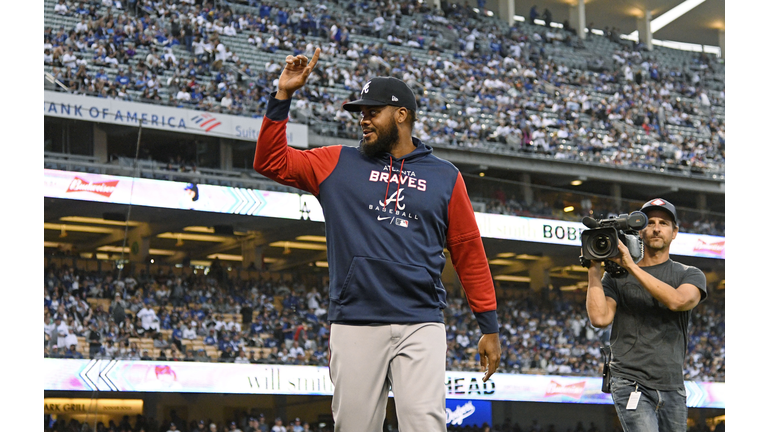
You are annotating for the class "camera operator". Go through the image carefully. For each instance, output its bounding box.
[585,198,707,432]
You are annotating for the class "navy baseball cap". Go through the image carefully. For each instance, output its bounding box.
[343,77,418,112]
[640,198,677,225]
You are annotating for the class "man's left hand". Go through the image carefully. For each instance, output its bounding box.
[478,333,501,382]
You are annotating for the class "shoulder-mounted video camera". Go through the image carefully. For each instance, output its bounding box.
[579,212,648,277]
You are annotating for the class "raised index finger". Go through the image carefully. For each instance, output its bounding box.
[307,47,321,70]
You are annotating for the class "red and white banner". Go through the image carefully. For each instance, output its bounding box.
[66,176,119,198]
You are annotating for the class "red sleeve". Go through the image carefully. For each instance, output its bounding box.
[253,116,341,196]
[446,172,498,324]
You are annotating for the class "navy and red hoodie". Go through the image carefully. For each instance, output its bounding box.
[254,94,499,334]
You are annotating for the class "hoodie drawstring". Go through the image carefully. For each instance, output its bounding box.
[384,156,393,207]
[383,157,405,211]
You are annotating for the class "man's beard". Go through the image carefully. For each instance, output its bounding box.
[361,119,400,158]
[641,231,670,252]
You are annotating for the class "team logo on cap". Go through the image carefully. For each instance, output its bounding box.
[362,81,371,94]
[651,199,666,206]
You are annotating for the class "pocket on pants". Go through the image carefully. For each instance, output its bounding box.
[610,376,637,401]
[611,376,636,388]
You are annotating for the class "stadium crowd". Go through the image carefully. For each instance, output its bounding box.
[46,411,324,432]
[41,413,631,432]
[44,259,725,383]
[45,390,723,432]
[44,0,725,179]
[53,411,721,432]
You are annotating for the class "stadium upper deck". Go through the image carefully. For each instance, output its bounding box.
[44,0,725,180]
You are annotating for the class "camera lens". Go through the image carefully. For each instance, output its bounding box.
[589,234,613,257]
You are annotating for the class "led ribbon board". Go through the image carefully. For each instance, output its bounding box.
[44,360,725,408]
[474,213,725,259]
[44,169,725,259]
[44,169,325,222]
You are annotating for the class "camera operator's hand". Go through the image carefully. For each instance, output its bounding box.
[607,240,636,270]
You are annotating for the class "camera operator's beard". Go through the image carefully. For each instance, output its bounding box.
[361,119,400,158]
[641,231,671,252]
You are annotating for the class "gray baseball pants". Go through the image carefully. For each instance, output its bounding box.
[329,322,447,432]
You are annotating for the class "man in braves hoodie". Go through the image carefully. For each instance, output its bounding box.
[253,48,501,431]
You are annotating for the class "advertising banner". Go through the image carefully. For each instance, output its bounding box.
[445,399,492,427]
[44,169,725,259]
[43,359,725,408]
[474,213,725,259]
[44,398,144,415]
[44,90,308,148]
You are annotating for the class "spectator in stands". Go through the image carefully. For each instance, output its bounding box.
[204,327,218,346]
[195,349,211,362]
[48,345,62,358]
[119,315,138,338]
[244,417,260,432]
[191,420,207,432]
[127,343,142,360]
[542,8,553,27]
[54,0,69,15]
[291,418,304,432]
[270,418,286,432]
[219,345,236,362]
[54,316,71,350]
[103,339,118,358]
[157,349,168,361]
[168,347,183,361]
[529,5,539,22]
[137,300,160,336]
[65,344,84,359]
[183,349,196,362]
[87,321,102,358]
[234,349,250,364]
[182,322,198,341]
[128,296,143,314]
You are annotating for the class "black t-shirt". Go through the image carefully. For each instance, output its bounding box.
[241,305,253,324]
[88,329,101,349]
[602,259,707,391]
